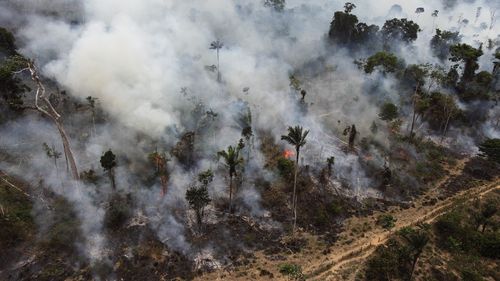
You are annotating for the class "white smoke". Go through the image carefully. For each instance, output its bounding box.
[0,0,499,267]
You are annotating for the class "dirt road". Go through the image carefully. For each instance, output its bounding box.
[307,161,499,280]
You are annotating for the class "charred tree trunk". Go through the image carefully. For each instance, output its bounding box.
[196,208,203,230]
[348,125,357,149]
[109,169,116,190]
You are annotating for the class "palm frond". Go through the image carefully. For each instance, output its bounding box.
[282,126,309,149]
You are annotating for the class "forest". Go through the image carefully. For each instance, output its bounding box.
[0,0,499,280]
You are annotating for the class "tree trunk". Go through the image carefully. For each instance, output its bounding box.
[217,49,221,82]
[196,209,202,231]
[408,255,420,281]
[54,118,79,180]
[229,174,233,213]
[440,110,452,143]
[292,149,300,233]
[409,84,420,138]
[91,112,96,137]
[409,110,417,138]
[109,169,116,190]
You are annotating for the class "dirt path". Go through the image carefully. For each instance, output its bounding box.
[307,160,499,280]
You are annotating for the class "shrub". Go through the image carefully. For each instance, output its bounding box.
[478,139,500,164]
[104,195,131,230]
[377,214,396,229]
[277,157,295,179]
[279,263,304,280]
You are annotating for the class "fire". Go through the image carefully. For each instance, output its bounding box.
[363,154,373,161]
[283,149,295,159]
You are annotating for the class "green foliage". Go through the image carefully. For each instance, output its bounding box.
[100,150,117,171]
[382,18,420,43]
[0,27,16,55]
[364,51,400,74]
[0,181,34,249]
[328,10,359,44]
[279,263,304,280]
[104,195,131,230]
[421,92,460,131]
[478,138,500,164]
[461,269,485,281]
[378,102,398,121]
[0,55,29,111]
[264,0,285,12]
[365,239,407,281]
[277,157,295,179]
[39,198,82,254]
[475,71,492,88]
[430,29,461,61]
[281,126,309,154]
[343,2,356,13]
[328,3,379,46]
[289,75,301,91]
[42,143,62,163]
[404,64,430,86]
[312,200,344,228]
[185,185,211,227]
[366,226,429,281]
[327,156,335,172]
[377,214,396,229]
[218,145,243,177]
[197,169,214,186]
[435,207,500,259]
[101,149,117,189]
[449,43,483,83]
[415,160,445,183]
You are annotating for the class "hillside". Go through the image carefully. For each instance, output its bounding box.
[0,1,499,280]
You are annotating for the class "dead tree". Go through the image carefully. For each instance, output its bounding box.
[348,124,357,149]
[17,60,80,180]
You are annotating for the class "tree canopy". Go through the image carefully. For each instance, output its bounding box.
[364,51,400,74]
[0,27,16,55]
[430,29,461,61]
[379,102,399,121]
[100,150,117,171]
[479,139,500,164]
[449,43,483,83]
[382,18,420,43]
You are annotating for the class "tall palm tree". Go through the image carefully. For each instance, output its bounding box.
[281,125,309,232]
[218,145,243,213]
[209,40,224,82]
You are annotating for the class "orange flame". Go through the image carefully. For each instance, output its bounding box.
[363,154,373,161]
[283,149,295,159]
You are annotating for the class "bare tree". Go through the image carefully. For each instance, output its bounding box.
[86,96,98,137]
[431,10,439,27]
[209,40,224,82]
[490,9,497,30]
[15,59,80,180]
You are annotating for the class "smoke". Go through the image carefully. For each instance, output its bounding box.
[0,0,499,270]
